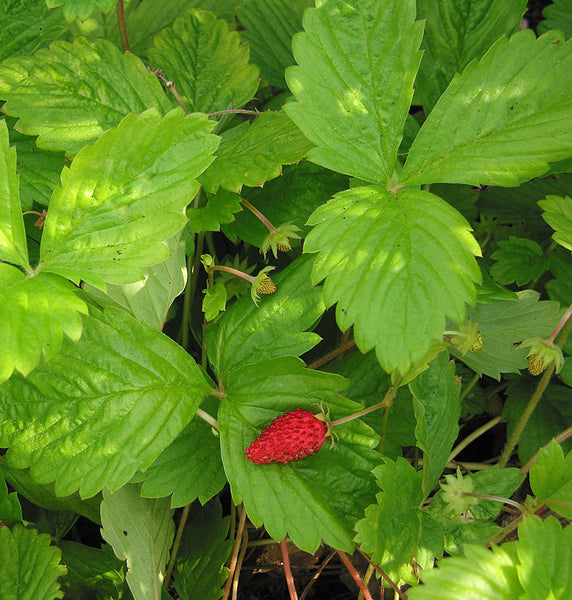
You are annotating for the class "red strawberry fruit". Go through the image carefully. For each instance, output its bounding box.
[245,408,328,465]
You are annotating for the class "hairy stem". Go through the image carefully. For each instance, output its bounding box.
[307,339,356,370]
[241,198,276,233]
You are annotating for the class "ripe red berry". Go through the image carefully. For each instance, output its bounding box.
[245,408,328,465]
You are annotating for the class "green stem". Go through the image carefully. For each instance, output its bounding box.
[499,314,572,468]
[520,425,572,474]
[195,407,219,430]
[181,232,205,350]
[498,364,554,468]
[459,371,480,403]
[222,506,247,600]
[116,0,130,52]
[329,388,395,427]
[448,416,503,463]
[307,339,356,370]
[163,503,190,592]
[463,492,525,512]
[208,109,262,117]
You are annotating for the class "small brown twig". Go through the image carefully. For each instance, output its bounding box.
[337,551,373,600]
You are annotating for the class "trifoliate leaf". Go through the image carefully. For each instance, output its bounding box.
[187,190,243,233]
[410,354,460,497]
[38,109,218,290]
[46,0,116,22]
[59,541,125,600]
[539,195,572,253]
[285,0,423,183]
[237,0,312,88]
[451,290,563,379]
[538,0,572,38]
[101,484,174,600]
[402,31,572,187]
[415,0,526,114]
[504,378,572,463]
[219,356,379,553]
[0,120,28,269]
[408,543,522,600]
[530,440,572,519]
[516,516,572,600]
[141,400,225,507]
[0,266,87,383]
[199,111,312,193]
[207,254,324,378]
[0,308,215,498]
[82,235,187,330]
[0,524,67,600]
[148,8,259,114]
[354,458,431,584]
[0,2,67,62]
[0,37,173,156]
[491,237,549,286]
[305,186,481,374]
[174,500,232,600]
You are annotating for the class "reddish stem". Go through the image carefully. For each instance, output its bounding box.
[241,198,276,233]
[281,539,299,600]
[547,302,572,344]
[337,551,373,600]
[117,0,130,52]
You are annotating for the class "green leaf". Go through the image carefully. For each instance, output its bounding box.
[12,131,65,209]
[203,283,228,322]
[0,37,173,156]
[503,378,572,463]
[101,484,175,600]
[199,111,312,193]
[82,235,188,330]
[222,161,348,247]
[284,0,424,183]
[220,356,379,553]
[538,0,572,38]
[0,523,67,600]
[46,0,116,22]
[149,8,258,114]
[187,190,243,233]
[547,249,572,305]
[0,3,67,63]
[59,541,125,600]
[410,354,460,497]
[0,308,215,498]
[409,543,522,600]
[38,109,218,289]
[174,500,232,600]
[0,471,22,526]
[530,440,572,519]
[0,120,29,269]
[0,462,101,524]
[141,399,226,507]
[451,290,563,379]
[539,195,572,252]
[305,186,481,374]
[402,31,572,187]
[0,266,88,383]
[237,0,312,88]
[354,458,428,584]
[207,254,324,379]
[415,0,527,114]
[490,237,549,286]
[516,516,572,600]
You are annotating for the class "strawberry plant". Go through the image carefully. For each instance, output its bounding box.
[1,0,572,598]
